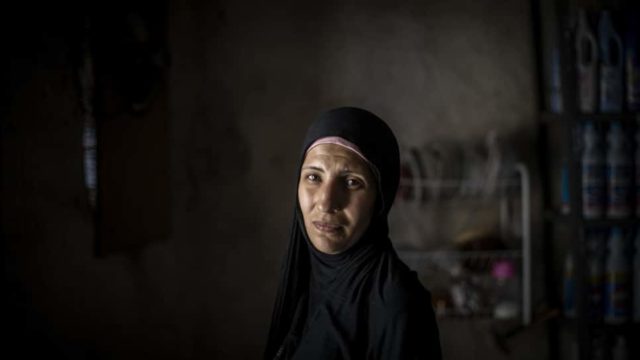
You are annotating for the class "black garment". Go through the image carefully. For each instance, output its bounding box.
[265,107,441,360]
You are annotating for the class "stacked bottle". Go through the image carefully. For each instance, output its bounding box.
[573,9,640,113]
[604,227,630,324]
[561,8,639,360]
[567,227,635,324]
[581,121,606,218]
[579,121,635,220]
[606,122,633,218]
[626,11,640,112]
[599,11,624,113]
[576,9,598,113]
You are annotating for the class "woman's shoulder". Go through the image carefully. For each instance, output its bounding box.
[366,249,443,360]
[368,249,431,312]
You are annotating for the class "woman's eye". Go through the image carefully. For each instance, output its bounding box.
[306,174,320,182]
[346,178,363,189]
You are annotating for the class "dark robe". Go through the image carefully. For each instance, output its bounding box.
[265,107,441,360]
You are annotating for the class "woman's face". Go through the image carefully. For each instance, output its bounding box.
[298,144,377,254]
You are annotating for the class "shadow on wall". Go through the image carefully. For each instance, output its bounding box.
[2,0,539,359]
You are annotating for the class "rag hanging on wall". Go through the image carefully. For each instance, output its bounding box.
[77,1,171,257]
[79,16,98,210]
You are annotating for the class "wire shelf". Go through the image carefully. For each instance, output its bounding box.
[395,163,531,325]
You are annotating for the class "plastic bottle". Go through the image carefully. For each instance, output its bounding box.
[634,227,640,322]
[611,335,629,360]
[604,227,629,324]
[586,230,605,320]
[563,251,576,318]
[606,122,632,218]
[599,10,624,113]
[625,13,640,112]
[491,260,520,320]
[549,47,563,113]
[582,122,605,219]
[576,9,598,113]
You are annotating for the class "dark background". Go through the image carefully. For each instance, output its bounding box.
[1,0,548,359]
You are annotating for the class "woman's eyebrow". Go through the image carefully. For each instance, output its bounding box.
[302,165,324,172]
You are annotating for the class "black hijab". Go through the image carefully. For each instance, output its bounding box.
[265,107,441,360]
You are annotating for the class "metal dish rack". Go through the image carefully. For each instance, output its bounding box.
[396,163,531,325]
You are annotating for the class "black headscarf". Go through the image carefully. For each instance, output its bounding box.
[265,107,441,360]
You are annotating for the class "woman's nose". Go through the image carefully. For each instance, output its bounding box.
[317,180,344,213]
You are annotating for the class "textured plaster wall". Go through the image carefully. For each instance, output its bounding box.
[2,0,545,359]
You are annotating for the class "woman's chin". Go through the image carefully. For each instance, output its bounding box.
[311,236,350,254]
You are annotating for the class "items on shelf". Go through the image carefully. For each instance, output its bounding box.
[542,5,640,360]
[586,229,605,321]
[604,227,630,324]
[491,259,521,320]
[397,132,513,203]
[576,120,640,219]
[561,226,640,323]
[605,122,633,218]
[581,121,606,219]
[625,12,640,112]
[549,47,563,114]
[394,154,531,323]
[599,10,624,113]
[576,9,599,114]
[578,332,632,360]
[560,8,640,114]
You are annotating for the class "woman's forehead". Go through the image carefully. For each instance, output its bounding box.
[303,144,370,170]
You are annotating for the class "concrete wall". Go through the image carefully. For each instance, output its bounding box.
[2,0,544,359]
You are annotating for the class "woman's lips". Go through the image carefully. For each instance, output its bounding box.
[312,221,342,233]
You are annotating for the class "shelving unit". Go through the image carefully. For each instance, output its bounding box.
[395,163,531,325]
[536,0,640,359]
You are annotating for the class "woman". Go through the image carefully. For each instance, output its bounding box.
[265,107,441,360]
